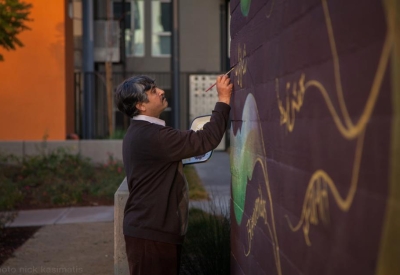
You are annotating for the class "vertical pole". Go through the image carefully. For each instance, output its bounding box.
[106,0,113,138]
[121,0,126,76]
[171,0,180,129]
[121,0,129,130]
[220,2,228,72]
[82,0,95,139]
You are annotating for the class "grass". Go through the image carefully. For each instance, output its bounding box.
[183,165,209,200]
[181,207,231,275]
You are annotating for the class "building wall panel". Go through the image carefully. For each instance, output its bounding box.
[0,0,69,140]
[229,0,399,274]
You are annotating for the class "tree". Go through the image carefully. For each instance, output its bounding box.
[0,0,32,61]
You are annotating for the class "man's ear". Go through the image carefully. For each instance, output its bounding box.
[136,102,145,113]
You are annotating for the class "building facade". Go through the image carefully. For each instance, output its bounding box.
[0,0,230,140]
[229,0,400,274]
[0,0,74,140]
[73,0,231,138]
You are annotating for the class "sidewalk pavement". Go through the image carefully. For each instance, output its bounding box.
[6,151,231,228]
[2,222,114,275]
[190,151,231,215]
[6,206,114,228]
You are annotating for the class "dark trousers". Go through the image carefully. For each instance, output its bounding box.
[124,235,182,275]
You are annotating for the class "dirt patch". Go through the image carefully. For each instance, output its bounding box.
[0,227,40,266]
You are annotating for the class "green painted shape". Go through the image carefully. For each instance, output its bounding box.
[240,0,251,16]
[231,94,265,224]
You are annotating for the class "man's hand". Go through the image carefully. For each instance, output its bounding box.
[216,75,233,105]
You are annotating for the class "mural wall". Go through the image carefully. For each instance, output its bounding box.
[229,0,399,274]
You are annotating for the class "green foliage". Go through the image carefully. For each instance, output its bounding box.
[0,174,23,211]
[0,148,125,209]
[109,128,126,139]
[0,147,209,209]
[184,165,209,200]
[0,165,21,231]
[181,208,231,275]
[0,0,32,61]
[87,153,126,198]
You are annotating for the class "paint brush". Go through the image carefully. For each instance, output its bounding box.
[204,66,236,93]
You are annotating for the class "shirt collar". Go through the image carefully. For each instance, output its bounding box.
[132,115,166,126]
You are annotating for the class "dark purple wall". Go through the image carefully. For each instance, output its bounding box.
[229,0,398,274]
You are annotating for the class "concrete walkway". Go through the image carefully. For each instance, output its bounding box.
[2,222,114,275]
[190,151,231,215]
[7,206,114,228]
[6,151,231,228]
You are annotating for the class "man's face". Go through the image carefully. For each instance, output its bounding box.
[139,87,168,118]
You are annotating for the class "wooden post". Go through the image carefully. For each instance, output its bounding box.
[106,0,113,138]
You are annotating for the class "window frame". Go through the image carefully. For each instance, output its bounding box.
[151,0,172,57]
[113,0,145,57]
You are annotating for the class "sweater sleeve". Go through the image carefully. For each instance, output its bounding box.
[158,102,231,162]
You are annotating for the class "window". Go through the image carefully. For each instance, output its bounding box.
[114,0,145,57]
[151,0,171,56]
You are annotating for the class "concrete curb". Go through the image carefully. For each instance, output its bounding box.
[0,140,123,164]
[5,206,114,227]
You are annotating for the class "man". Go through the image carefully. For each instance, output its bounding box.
[114,74,233,275]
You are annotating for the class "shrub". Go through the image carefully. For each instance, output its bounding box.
[181,207,231,275]
[0,172,21,233]
[184,166,209,200]
[0,149,125,208]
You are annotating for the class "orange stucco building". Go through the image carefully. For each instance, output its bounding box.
[0,0,74,140]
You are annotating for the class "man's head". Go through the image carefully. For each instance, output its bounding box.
[115,75,168,118]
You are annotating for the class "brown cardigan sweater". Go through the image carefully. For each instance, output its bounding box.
[122,102,231,244]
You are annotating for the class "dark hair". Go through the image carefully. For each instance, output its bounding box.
[114,75,156,117]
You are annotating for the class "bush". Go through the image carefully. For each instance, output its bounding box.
[109,128,126,139]
[0,149,125,209]
[183,166,209,200]
[0,179,20,224]
[181,207,231,275]
[0,174,23,211]
[0,171,21,234]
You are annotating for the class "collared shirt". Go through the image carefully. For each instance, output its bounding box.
[132,115,165,126]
